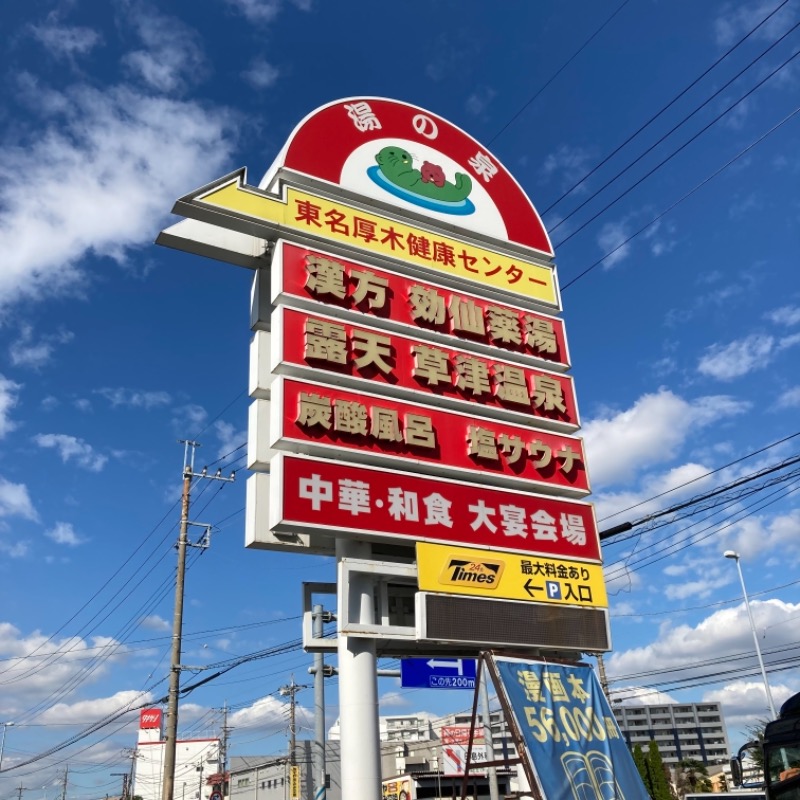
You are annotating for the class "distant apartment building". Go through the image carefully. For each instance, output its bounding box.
[328,713,434,743]
[612,701,730,767]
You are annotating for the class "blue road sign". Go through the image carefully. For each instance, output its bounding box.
[400,657,478,689]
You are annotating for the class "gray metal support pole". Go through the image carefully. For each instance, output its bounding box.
[480,675,499,800]
[336,539,380,798]
[313,605,327,800]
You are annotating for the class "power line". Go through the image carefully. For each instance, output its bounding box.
[549,18,800,234]
[597,430,800,524]
[487,0,632,146]
[541,0,792,214]
[561,101,800,289]
[600,451,800,540]
[554,45,800,250]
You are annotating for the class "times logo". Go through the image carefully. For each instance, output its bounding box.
[439,557,504,588]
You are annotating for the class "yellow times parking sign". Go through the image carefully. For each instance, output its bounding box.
[416,543,607,608]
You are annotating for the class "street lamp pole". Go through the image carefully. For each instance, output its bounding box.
[0,721,15,771]
[724,550,778,718]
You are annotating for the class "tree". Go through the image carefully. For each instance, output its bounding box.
[675,758,712,798]
[646,740,675,800]
[744,719,770,772]
[633,744,651,795]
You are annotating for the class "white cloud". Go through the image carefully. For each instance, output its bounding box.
[714,1,793,47]
[466,86,496,116]
[540,144,593,193]
[596,219,632,268]
[379,691,409,708]
[0,476,38,520]
[121,8,206,93]
[0,624,129,702]
[0,375,22,438]
[9,325,73,369]
[97,388,171,409]
[38,689,147,725]
[607,599,800,678]
[45,521,85,546]
[775,386,800,409]
[704,679,796,734]
[241,58,280,89]
[0,75,237,311]
[0,539,31,558]
[141,615,171,632]
[214,420,247,461]
[226,0,282,23]
[172,403,208,435]
[30,22,102,59]
[697,334,775,380]
[230,694,312,733]
[767,305,800,326]
[33,433,108,472]
[726,510,800,562]
[581,389,749,488]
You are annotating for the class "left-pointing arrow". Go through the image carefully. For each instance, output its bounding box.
[524,579,542,598]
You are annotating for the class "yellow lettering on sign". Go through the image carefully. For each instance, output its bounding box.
[198,179,558,306]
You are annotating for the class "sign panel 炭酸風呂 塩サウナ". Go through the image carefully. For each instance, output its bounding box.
[255,375,589,496]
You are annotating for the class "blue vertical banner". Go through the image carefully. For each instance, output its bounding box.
[493,658,650,800]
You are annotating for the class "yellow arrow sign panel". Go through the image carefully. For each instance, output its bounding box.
[191,175,558,307]
[417,542,608,608]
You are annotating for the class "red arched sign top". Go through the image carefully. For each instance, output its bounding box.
[260,97,554,257]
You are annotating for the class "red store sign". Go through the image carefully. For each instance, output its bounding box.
[268,305,580,433]
[266,240,570,371]
[263,376,589,496]
[269,452,601,561]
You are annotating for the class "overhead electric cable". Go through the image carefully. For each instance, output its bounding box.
[604,479,800,581]
[561,103,800,289]
[542,0,791,213]
[488,0,632,145]
[600,452,800,540]
[597,430,800,523]
[549,19,800,232]
[554,47,800,249]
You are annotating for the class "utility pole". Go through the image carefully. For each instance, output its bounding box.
[162,441,235,800]
[219,703,231,798]
[279,678,310,769]
[595,653,609,697]
[16,784,27,800]
[125,750,139,800]
[111,774,127,800]
[196,761,204,800]
[60,766,69,800]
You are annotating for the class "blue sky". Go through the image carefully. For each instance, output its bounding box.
[1,0,799,795]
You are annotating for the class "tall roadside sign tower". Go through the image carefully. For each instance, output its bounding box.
[158,97,609,800]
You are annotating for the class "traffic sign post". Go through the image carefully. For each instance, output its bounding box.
[401,657,478,689]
